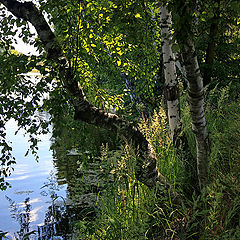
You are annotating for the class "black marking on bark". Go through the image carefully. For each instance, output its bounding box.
[195,68,200,74]
[164,86,179,101]
[188,90,204,99]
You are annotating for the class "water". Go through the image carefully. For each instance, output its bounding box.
[0,73,115,239]
[0,118,67,239]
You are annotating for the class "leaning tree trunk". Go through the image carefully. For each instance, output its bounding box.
[0,0,176,194]
[160,5,181,141]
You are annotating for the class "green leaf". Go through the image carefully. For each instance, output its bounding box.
[135,13,142,19]
[117,60,121,66]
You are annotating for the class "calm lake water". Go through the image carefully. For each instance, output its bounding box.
[0,117,67,239]
[0,73,112,239]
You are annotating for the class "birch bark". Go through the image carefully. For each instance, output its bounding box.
[160,5,181,140]
[171,0,210,189]
[180,39,210,189]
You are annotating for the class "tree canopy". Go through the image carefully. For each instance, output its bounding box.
[0,0,239,191]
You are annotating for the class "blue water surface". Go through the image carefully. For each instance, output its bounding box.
[0,118,66,239]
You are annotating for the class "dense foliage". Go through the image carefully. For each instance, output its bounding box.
[0,0,239,239]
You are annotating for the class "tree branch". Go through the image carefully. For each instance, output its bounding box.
[0,0,172,191]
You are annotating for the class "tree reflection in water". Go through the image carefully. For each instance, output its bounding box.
[3,119,115,239]
[6,175,70,240]
[37,200,70,240]
[6,196,35,240]
[6,196,36,239]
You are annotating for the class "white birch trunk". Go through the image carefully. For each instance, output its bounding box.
[181,39,210,189]
[160,5,181,140]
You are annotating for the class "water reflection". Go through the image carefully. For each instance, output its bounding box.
[6,193,70,240]
[3,168,72,240]
[39,202,70,240]
[0,118,67,239]
[1,99,117,239]
[6,196,36,239]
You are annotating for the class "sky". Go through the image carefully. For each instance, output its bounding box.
[0,1,41,56]
[12,23,39,56]
[13,37,39,56]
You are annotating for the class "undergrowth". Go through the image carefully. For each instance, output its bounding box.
[72,84,240,239]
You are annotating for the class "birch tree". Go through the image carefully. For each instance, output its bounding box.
[171,1,210,189]
[158,4,199,195]
[160,4,180,140]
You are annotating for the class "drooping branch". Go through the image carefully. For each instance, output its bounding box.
[0,0,169,189]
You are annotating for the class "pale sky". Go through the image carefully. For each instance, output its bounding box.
[0,0,42,56]
[12,23,40,55]
[13,39,39,55]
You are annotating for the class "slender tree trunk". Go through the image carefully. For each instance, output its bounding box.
[202,0,220,87]
[172,1,210,190]
[104,47,150,118]
[159,5,199,194]
[160,5,181,140]
[180,39,210,189]
[174,52,188,89]
[120,72,150,119]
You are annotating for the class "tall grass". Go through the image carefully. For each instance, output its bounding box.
[200,85,240,239]
[72,84,240,239]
